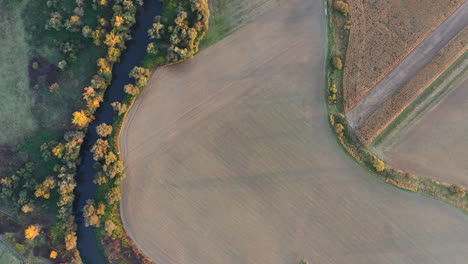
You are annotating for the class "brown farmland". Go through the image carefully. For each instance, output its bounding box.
[384,79,468,187]
[357,28,468,144]
[344,0,464,110]
[120,0,468,263]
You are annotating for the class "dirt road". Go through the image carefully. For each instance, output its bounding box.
[120,0,468,263]
[346,1,468,129]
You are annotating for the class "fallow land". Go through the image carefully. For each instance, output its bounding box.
[344,0,464,111]
[120,0,468,263]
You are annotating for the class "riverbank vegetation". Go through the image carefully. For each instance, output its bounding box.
[82,0,209,263]
[1,0,145,263]
[143,0,210,68]
[326,0,468,212]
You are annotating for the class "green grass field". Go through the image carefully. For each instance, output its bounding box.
[201,0,286,48]
[0,0,105,177]
[0,238,23,264]
[0,1,37,145]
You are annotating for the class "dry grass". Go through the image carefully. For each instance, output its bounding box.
[357,28,468,144]
[383,78,468,187]
[120,0,468,263]
[343,0,464,110]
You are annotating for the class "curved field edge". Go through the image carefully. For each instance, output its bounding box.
[326,0,468,212]
[93,1,211,263]
[371,53,467,152]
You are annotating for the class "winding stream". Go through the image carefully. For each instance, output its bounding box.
[72,1,162,263]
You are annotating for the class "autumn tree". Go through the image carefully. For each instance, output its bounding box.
[96,123,113,137]
[47,12,64,30]
[334,0,349,16]
[35,177,57,199]
[105,220,117,235]
[147,42,159,55]
[21,204,34,213]
[111,102,128,115]
[106,187,121,204]
[104,32,122,47]
[50,250,58,259]
[148,22,165,39]
[83,199,106,227]
[25,225,41,240]
[124,83,139,95]
[130,66,151,87]
[372,157,386,172]
[65,232,77,250]
[72,110,93,128]
[91,139,109,161]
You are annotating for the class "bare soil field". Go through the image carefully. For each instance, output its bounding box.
[357,28,468,144]
[383,79,468,187]
[344,0,464,111]
[120,0,468,263]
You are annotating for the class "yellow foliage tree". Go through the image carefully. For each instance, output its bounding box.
[114,16,124,27]
[373,157,386,172]
[72,110,92,128]
[82,86,95,100]
[52,143,65,158]
[50,250,58,259]
[65,232,77,251]
[21,204,34,213]
[104,32,121,47]
[25,225,40,240]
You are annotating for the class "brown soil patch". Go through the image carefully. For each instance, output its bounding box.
[357,28,468,144]
[383,79,468,187]
[344,0,464,111]
[120,0,468,263]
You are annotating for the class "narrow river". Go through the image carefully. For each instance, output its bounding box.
[73,1,162,263]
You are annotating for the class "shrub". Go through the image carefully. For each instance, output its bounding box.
[332,56,343,70]
[49,82,60,92]
[334,0,349,16]
[448,184,466,199]
[32,61,39,70]
[58,60,67,70]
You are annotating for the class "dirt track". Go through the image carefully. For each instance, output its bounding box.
[384,79,468,187]
[346,1,468,129]
[120,0,468,263]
